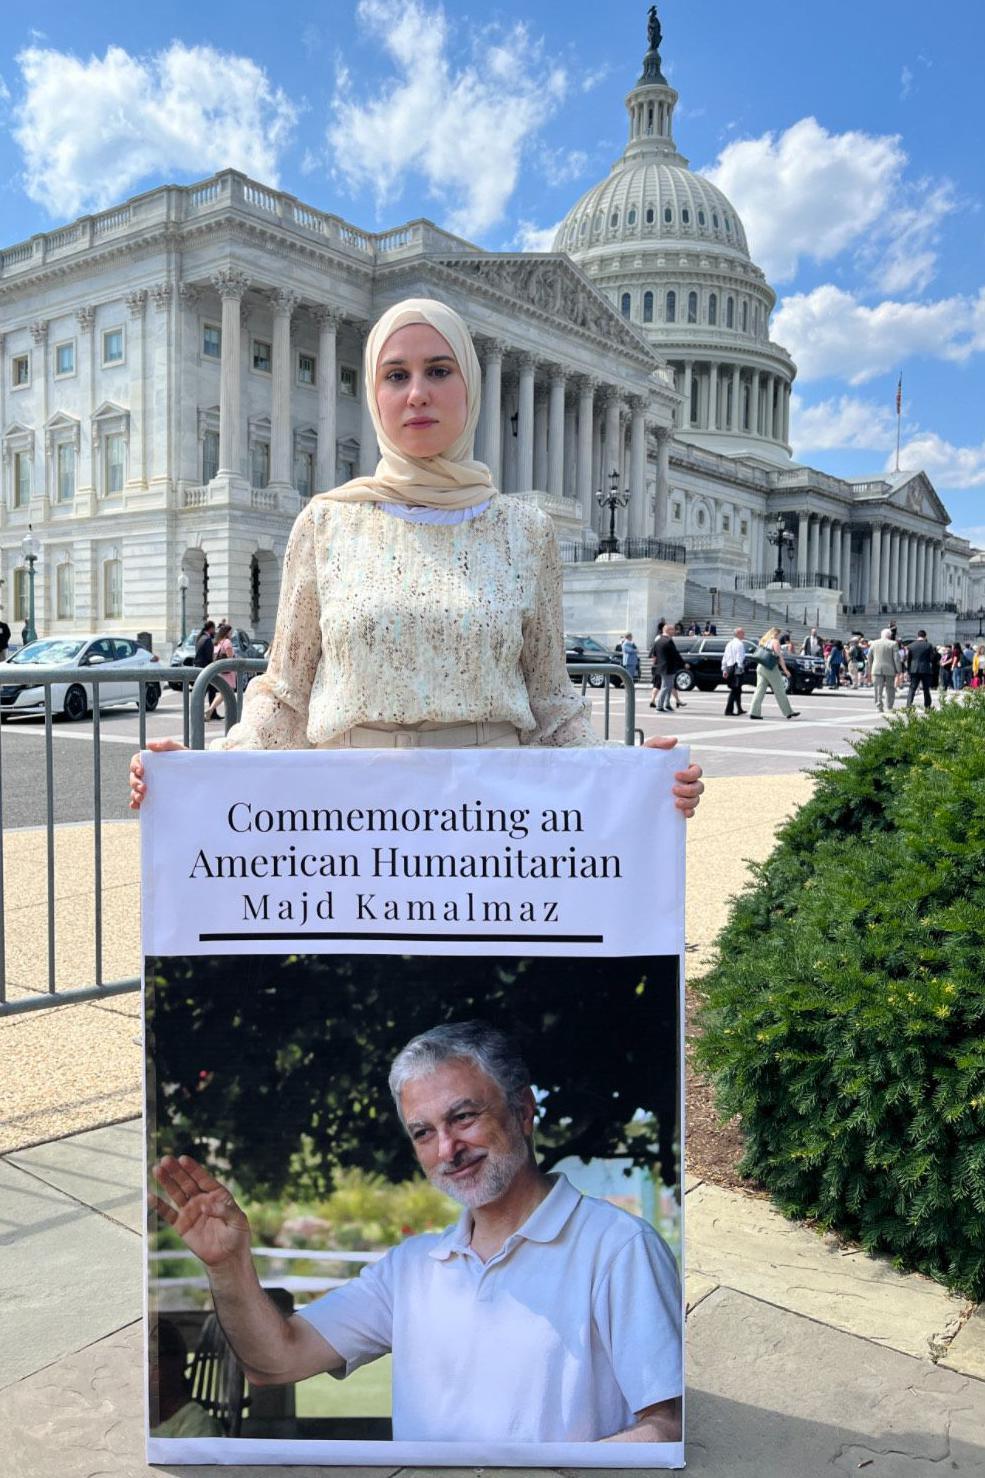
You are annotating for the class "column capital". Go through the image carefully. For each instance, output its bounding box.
[30,319,48,345]
[151,282,173,313]
[270,288,301,318]
[574,373,601,397]
[75,306,94,335]
[178,281,201,306]
[211,268,251,301]
[547,364,568,389]
[126,289,147,319]
[515,351,537,373]
[478,337,508,362]
[601,386,624,409]
[627,393,648,415]
[311,304,344,329]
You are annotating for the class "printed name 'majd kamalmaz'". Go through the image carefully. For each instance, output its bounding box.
[188,844,622,882]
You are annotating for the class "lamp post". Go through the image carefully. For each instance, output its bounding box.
[596,469,630,557]
[178,570,189,639]
[766,514,795,584]
[977,606,984,638]
[20,527,40,646]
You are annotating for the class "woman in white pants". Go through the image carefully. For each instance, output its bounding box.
[749,627,799,720]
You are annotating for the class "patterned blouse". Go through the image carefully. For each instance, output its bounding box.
[216,495,596,750]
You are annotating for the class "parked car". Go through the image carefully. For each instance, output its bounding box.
[565,634,625,688]
[167,627,255,690]
[672,637,824,695]
[0,636,161,721]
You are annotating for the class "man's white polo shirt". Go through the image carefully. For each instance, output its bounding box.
[297,1171,681,1443]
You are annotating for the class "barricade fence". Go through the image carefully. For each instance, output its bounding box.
[0,658,636,1017]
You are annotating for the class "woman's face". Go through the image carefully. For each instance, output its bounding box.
[374,323,468,459]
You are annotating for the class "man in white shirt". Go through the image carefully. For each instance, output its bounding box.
[151,1021,683,1446]
[721,627,747,715]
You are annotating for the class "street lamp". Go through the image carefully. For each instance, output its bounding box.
[20,527,40,646]
[977,605,984,638]
[596,469,630,557]
[178,570,190,638]
[766,514,795,584]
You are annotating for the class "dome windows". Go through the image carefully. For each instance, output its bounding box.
[665,290,677,323]
[627,206,637,227]
[687,290,698,324]
[643,290,654,323]
[681,207,691,225]
[726,295,734,329]
[724,215,732,233]
[645,205,655,224]
[663,205,673,224]
[579,218,588,239]
[594,209,604,233]
[610,208,620,229]
[698,209,706,227]
[741,300,749,333]
[712,211,719,229]
[620,292,631,318]
[708,293,717,326]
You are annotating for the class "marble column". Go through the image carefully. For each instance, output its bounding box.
[830,522,841,585]
[313,306,341,492]
[124,290,147,487]
[359,328,378,476]
[576,377,596,525]
[889,530,901,606]
[807,514,819,577]
[898,535,910,607]
[819,518,832,578]
[730,365,741,432]
[516,354,536,491]
[653,428,671,540]
[869,525,882,607]
[933,544,943,602]
[533,390,549,491]
[564,402,577,499]
[751,372,762,437]
[908,535,918,604]
[797,511,809,576]
[547,368,565,499]
[270,289,300,490]
[628,397,647,539]
[212,268,250,479]
[603,392,622,488]
[682,362,693,427]
[839,524,851,598]
[783,382,791,442]
[481,342,504,484]
[707,364,719,430]
[879,526,892,606]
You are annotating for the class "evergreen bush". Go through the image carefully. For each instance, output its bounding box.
[695,694,985,1298]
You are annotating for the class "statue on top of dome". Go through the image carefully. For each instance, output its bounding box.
[647,5,662,54]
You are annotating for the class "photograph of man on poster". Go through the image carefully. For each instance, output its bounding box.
[149,987,682,1448]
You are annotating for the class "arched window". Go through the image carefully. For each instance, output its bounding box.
[691,378,700,424]
[712,211,719,229]
[663,204,672,224]
[696,506,706,527]
[724,215,732,233]
[645,205,655,224]
[610,208,620,229]
[595,210,603,232]
[665,290,676,323]
[627,206,637,226]
[682,207,691,225]
[103,559,122,619]
[708,293,717,326]
[698,209,706,227]
[741,300,749,332]
[754,304,760,335]
[620,292,631,318]
[579,218,588,239]
[643,291,654,323]
[726,295,734,328]
[687,290,698,324]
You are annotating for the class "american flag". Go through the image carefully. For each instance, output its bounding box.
[896,373,902,416]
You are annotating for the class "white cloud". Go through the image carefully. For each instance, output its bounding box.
[327,0,566,238]
[704,117,906,282]
[540,147,589,188]
[13,43,297,219]
[953,524,985,548]
[509,219,564,253]
[888,432,985,489]
[900,64,914,100]
[790,392,895,454]
[773,284,985,384]
[581,65,611,92]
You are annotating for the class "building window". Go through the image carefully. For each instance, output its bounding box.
[202,429,219,482]
[252,340,272,373]
[102,327,124,365]
[645,206,655,224]
[579,218,588,239]
[13,568,29,621]
[712,211,719,229]
[742,300,749,333]
[627,207,637,226]
[609,209,620,229]
[722,514,731,532]
[56,443,75,502]
[724,215,732,233]
[698,209,706,227]
[340,364,358,397]
[681,207,691,225]
[297,352,316,387]
[620,292,631,318]
[663,205,672,224]
[105,433,126,493]
[12,354,29,388]
[740,518,749,537]
[726,296,735,329]
[690,376,699,424]
[708,293,717,326]
[250,440,270,489]
[54,341,75,377]
[14,451,31,506]
[665,290,676,324]
[672,500,682,521]
[203,324,222,359]
[697,508,706,527]
[294,449,313,499]
[643,290,654,323]
[56,562,74,619]
[103,559,122,619]
[339,457,356,482]
[687,291,698,324]
[742,383,750,430]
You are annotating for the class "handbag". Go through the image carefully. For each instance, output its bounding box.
[752,644,778,670]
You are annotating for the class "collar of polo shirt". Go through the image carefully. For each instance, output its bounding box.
[428,1171,581,1261]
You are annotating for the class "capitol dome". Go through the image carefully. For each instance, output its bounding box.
[557,5,796,466]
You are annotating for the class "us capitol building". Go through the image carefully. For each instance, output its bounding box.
[0,6,980,648]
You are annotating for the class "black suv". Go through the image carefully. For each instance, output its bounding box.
[673,637,824,696]
[565,635,625,688]
[167,627,256,690]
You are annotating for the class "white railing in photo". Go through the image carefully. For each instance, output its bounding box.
[148,1245,386,1295]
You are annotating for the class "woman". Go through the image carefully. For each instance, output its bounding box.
[204,623,235,721]
[940,642,963,699]
[131,299,702,813]
[973,642,985,688]
[748,627,799,721]
[619,633,640,684]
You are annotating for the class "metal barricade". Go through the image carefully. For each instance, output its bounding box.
[0,656,636,1018]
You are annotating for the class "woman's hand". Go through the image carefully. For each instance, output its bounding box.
[128,737,187,811]
[643,734,704,818]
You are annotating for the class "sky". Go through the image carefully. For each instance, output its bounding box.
[1,0,983,540]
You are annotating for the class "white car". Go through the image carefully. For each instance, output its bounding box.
[0,635,162,721]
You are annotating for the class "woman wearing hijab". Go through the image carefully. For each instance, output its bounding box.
[130,299,702,811]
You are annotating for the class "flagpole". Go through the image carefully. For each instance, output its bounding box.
[895,372,902,473]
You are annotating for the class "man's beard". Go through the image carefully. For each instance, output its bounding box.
[428,1133,531,1210]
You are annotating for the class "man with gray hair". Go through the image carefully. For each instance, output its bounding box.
[151,1019,682,1446]
[866,627,902,712]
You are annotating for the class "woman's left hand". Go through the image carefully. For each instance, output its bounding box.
[643,735,704,818]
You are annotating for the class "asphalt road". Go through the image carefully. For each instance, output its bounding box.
[0,679,932,831]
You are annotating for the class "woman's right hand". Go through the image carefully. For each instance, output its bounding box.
[128,736,187,810]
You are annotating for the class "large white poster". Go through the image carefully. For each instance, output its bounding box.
[142,747,686,1468]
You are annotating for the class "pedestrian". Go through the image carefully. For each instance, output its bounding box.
[21,620,31,649]
[193,618,217,708]
[721,626,747,715]
[904,630,936,710]
[748,627,799,720]
[204,623,236,721]
[619,632,640,683]
[802,627,823,657]
[649,620,685,713]
[846,635,864,688]
[866,627,902,711]
[825,640,845,688]
[0,617,10,663]
[973,643,985,689]
[941,642,964,698]
[128,298,704,813]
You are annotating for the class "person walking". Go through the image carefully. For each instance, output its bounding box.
[649,620,684,713]
[0,618,10,663]
[722,627,747,715]
[940,642,964,699]
[204,623,236,721]
[866,628,902,711]
[904,630,936,710]
[619,633,640,684]
[802,627,823,657]
[748,627,798,720]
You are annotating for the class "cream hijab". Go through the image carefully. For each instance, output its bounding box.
[316,298,495,510]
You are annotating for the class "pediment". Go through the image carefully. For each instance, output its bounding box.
[92,400,128,423]
[46,410,81,431]
[434,253,661,368]
[2,420,34,442]
[888,472,949,525]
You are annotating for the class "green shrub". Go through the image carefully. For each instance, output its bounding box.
[695,695,985,1298]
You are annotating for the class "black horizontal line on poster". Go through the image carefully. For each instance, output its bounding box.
[198,931,606,944]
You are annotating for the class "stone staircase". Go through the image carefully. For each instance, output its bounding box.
[681,580,831,648]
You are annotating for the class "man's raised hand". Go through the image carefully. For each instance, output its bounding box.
[150,1154,251,1269]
